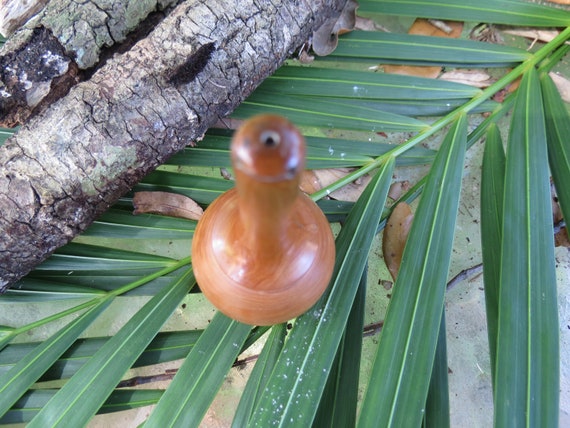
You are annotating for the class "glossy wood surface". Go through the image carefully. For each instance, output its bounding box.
[191,115,335,325]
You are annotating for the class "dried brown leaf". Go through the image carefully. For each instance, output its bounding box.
[427,19,454,35]
[503,29,561,44]
[298,48,315,64]
[382,202,414,281]
[300,170,322,194]
[312,0,357,56]
[300,168,371,202]
[383,64,442,79]
[220,168,233,180]
[553,229,567,247]
[388,181,411,200]
[409,19,463,39]
[384,19,463,78]
[133,191,203,220]
[440,69,494,88]
[492,76,522,103]
[354,16,381,32]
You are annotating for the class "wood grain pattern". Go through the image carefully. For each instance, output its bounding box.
[191,115,335,325]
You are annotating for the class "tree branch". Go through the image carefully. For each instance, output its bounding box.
[0,0,183,126]
[0,0,47,37]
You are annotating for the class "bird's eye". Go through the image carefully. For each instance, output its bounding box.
[260,130,281,147]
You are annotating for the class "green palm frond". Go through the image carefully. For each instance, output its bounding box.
[493,68,558,428]
[1,389,164,424]
[0,330,203,381]
[480,123,505,383]
[359,113,467,427]
[330,31,530,66]
[250,157,395,426]
[260,67,483,98]
[359,0,570,26]
[0,0,568,426]
[26,268,194,427]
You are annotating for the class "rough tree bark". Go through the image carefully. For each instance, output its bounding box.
[0,0,48,37]
[0,0,349,290]
[0,0,183,126]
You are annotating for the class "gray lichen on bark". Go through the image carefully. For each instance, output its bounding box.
[0,0,349,290]
[0,0,182,126]
[0,0,48,37]
[17,0,181,68]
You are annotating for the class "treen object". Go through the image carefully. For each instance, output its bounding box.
[191,115,335,325]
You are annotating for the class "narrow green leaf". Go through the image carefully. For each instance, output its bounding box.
[144,312,251,427]
[136,170,232,205]
[337,98,498,117]
[314,267,366,427]
[423,312,450,428]
[0,298,114,418]
[33,242,176,273]
[0,326,15,350]
[358,114,467,427]
[541,72,570,225]
[0,127,14,146]
[305,149,374,169]
[14,263,193,298]
[97,389,163,414]
[261,67,481,99]
[169,132,434,169]
[359,0,570,27]
[1,389,164,424]
[494,68,558,427]
[10,274,184,299]
[174,144,372,169]
[235,92,428,132]
[232,324,287,427]
[0,326,266,385]
[168,146,233,168]
[480,123,506,386]
[0,330,203,381]
[304,135,435,167]
[27,268,194,427]
[83,208,196,239]
[331,31,530,67]
[249,157,395,427]
[0,280,106,301]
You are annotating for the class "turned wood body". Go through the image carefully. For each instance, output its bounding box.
[191,115,335,325]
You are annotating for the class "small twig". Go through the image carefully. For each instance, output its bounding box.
[363,321,384,338]
[117,369,178,388]
[115,355,265,387]
[233,354,260,369]
[446,263,484,291]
